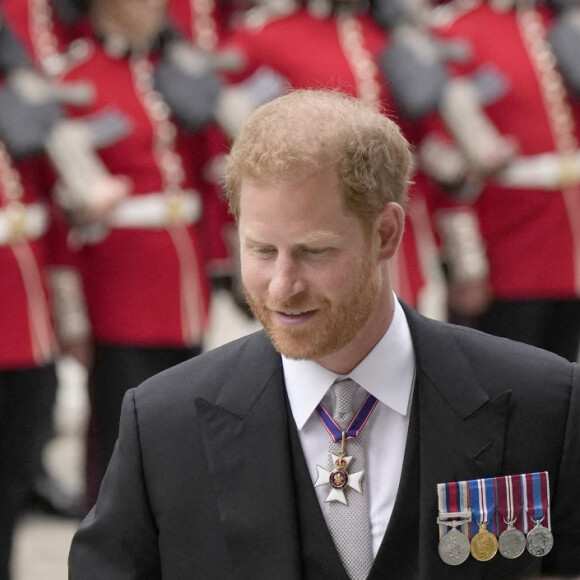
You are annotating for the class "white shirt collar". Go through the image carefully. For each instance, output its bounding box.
[283,297,416,430]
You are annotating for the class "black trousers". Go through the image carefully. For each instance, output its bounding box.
[0,364,57,580]
[474,299,580,363]
[85,343,202,512]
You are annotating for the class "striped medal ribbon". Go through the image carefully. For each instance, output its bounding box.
[523,472,553,557]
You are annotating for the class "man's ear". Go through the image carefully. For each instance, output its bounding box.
[376,202,405,261]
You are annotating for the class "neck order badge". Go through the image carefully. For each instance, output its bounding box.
[314,379,376,580]
[313,391,378,504]
[437,472,553,566]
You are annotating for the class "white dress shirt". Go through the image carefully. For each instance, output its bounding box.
[283,298,416,556]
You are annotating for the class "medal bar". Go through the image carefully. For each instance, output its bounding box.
[436,471,553,566]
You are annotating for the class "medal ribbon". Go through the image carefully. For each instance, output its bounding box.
[468,477,497,537]
[438,472,550,538]
[437,479,470,538]
[497,474,524,535]
[523,471,551,532]
[315,393,378,443]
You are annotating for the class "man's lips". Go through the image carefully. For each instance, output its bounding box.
[273,309,317,325]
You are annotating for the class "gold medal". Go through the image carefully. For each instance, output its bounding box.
[470,521,498,562]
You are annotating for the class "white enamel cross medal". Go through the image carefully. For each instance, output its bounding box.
[314,431,364,505]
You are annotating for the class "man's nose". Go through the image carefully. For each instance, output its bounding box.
[269,256,306,302]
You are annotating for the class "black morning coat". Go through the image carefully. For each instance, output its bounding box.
[69,302,580,579]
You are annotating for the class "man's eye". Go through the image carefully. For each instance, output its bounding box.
[257,247,275,254]
[306,247,325,255]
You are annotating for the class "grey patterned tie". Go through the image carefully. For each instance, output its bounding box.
[327,378,374,580]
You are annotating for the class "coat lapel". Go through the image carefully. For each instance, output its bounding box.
[402,303,512,481]
[390,303,513,578]
[194,331,302,580]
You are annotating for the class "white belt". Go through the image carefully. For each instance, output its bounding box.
[108,191,202,229]
[494,151,580,190]
[0,202,50,246]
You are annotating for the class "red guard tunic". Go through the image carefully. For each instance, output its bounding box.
[60,38,213,348]
[225,6,434,308]
[429,1,580,301]
[0,145,58,369]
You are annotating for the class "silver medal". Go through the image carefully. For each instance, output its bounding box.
[498,519,526,559]
[526,518,554,557]
[438,527,471,566]
[437,515,472,566]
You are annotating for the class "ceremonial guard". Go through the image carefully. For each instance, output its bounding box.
[0,21,61,576]
[223,0,439,311]
[417,0,580,361]
[51,0,238,508]
[1,0,137,517]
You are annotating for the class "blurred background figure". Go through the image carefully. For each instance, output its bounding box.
[0,16,62,579]
[1,0,135,521]
[222,0,444,316]
[52,0,222,511]
[412,0,580,362]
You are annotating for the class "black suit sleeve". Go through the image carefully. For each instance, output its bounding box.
[68,389,162,579]
[543,362,580,576]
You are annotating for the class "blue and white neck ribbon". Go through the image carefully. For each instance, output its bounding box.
[315,393,378,442]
